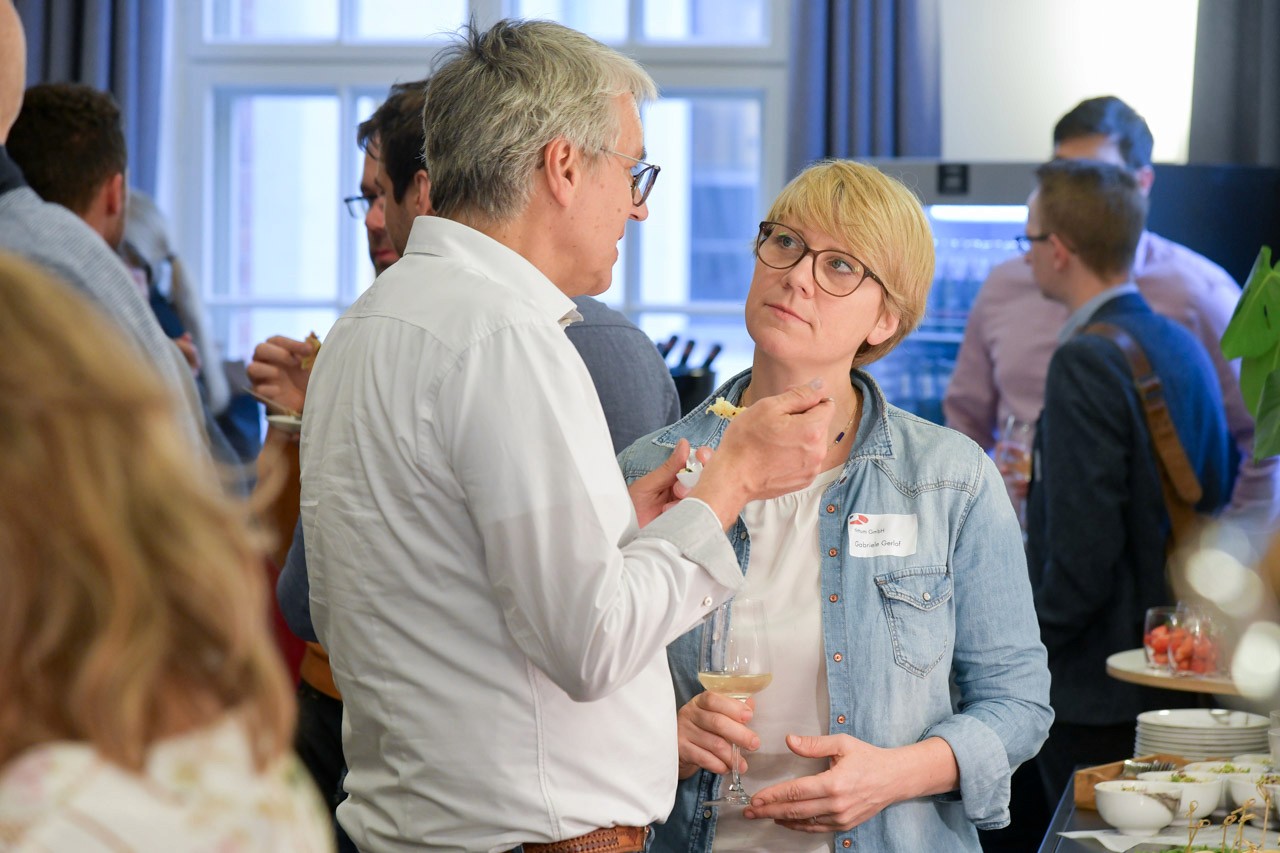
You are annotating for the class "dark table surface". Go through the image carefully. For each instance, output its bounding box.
[1039,777,1221,853]
[1039,777,1103,852]
[1037,776,1169,853]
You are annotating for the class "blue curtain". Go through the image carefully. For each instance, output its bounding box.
[787,0,941,178]
[14,0,167,195]
[1188,0,1279,166]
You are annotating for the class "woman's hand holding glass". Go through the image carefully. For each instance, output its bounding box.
[675,690,760,781]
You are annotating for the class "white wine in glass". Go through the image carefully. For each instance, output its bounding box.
[698,597,772,807]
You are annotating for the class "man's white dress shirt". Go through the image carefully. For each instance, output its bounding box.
[301,216,741,853]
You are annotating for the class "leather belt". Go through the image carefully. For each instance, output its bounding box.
[518,825,649,853]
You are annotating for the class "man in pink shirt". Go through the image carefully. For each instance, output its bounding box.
[944,95,1276,525]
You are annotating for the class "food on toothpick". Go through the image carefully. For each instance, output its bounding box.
[300,330,322,370]
[706,396,745,420]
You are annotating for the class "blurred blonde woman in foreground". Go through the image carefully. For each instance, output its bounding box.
[0,252,332,851]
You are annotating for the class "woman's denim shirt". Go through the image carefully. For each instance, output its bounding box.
[617,369,1052,853]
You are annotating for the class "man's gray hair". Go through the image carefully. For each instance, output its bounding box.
[424,18,657,223]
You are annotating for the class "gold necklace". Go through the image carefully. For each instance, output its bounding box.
[832,402,857,446]
[740,382,857,447]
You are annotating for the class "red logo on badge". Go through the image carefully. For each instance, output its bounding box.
[850,514,869,525]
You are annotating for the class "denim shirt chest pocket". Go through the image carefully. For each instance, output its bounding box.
[874,565,953,678]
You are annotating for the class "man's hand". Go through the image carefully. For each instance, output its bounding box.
[628,439,694,528]
[690,381,834,528]
[676,691,759,780]
[173,332,201,376]
[743,734,959,834]
[246,335,315,415]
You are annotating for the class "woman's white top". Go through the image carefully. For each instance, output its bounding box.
[711,464,843,853]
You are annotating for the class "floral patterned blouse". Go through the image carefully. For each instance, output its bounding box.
[0,716,334,851]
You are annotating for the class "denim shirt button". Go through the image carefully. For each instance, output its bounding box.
[829,594,839,603]
[739,530,748,540]
[842,840,852,848]
[703,809,713,819]
[825,504,836,513]
[833,652,843,662]
[836,714,846,724]
[922,592,932,602]
[827,547,838,557]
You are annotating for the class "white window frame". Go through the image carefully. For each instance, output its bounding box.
[163,0,790,360]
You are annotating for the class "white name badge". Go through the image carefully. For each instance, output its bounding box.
[847,513,918,558]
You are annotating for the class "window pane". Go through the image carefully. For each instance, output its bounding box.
[514,0,628,43]
[211,306,341,364]
[643,0,768,44]
[638,95,761,306]
[355,0,466,41]
[218,94,341,303]
[208,0,338,40]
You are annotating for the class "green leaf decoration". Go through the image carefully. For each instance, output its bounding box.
[1255,369,1280,460]
[1222,246,1279,362]
[1221,246,1280,459]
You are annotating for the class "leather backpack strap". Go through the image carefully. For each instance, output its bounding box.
[1081,321,1203,552]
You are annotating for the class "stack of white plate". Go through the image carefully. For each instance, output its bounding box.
[1134,709,1271,761]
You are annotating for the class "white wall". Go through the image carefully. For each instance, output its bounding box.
[940,0,1200,163]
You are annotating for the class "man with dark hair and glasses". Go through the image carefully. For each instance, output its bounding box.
[346,128,398,276]
[946,100,1268,853]
[1021,158,1232,818]
[945,95,1273,529]
[245,99,408,853]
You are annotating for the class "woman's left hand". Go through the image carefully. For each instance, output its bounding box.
[742,733,896,833]
[744,733,959,833]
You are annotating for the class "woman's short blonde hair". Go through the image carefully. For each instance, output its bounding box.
[765,159,935,367]
[0,253,293,771]
[424,18,657,223]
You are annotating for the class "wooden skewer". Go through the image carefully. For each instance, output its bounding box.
[243,387,300,419]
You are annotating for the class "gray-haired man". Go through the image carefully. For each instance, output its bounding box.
[301,19,835,853]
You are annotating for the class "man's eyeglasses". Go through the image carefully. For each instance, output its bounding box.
[1015,232,1052,252]
[754,221,885,298]
[602,149,660,207]
[343,192,377,219]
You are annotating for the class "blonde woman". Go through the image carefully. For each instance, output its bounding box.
[618,161,1053,852]
[0,253,331,851]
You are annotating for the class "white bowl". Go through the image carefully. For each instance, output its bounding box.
[1234,752,1277,768]
[1227,773,1280,816]
[1094,780,1181,835]
[1183,760,1271,777]
[1137,771,1224,817]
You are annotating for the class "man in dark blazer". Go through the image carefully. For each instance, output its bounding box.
[1022,159,1235,806]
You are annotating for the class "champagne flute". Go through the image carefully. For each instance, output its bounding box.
[698,597,772,807]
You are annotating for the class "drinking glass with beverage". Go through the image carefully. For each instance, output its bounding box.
[697,597,772,807]
[994,414,1035,530]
